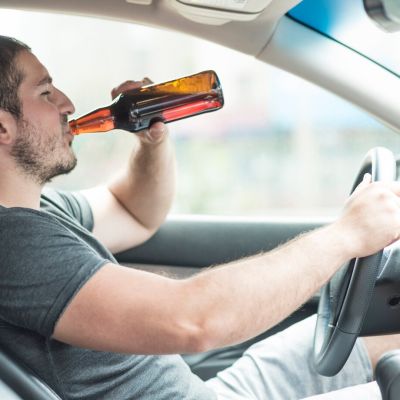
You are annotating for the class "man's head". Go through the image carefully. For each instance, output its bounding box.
[0,35,77,185]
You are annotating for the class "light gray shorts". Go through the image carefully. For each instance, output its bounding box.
[205,315,376,399]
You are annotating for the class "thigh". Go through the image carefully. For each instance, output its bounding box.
[301,381,381,400]
[206,315,373,400]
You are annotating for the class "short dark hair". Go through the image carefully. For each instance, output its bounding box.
[0,36,31,119]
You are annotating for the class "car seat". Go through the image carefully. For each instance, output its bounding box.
[0,348,61,400]
[376,349,400,400]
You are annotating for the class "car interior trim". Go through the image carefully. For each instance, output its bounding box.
[259,16,400,133]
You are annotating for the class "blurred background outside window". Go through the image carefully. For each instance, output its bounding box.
[1,9,399,217]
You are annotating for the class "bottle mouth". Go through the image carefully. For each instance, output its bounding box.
[68,120,79,135]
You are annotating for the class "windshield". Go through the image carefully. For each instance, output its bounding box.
[289,0,400,78]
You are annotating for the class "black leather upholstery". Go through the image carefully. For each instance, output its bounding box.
[376,349,400,400]
[0,349,61,400]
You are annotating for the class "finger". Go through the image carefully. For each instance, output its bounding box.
[383,181,400,197]
[142,77,153,85]
[111,80,144,99]
[366,180,400,197]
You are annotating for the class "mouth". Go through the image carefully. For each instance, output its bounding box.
[63,129,74,144]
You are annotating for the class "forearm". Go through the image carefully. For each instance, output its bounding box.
[179,222,354,351]
[109,136,176,231]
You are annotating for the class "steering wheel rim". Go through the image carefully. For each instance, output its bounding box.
[314,147,397,377]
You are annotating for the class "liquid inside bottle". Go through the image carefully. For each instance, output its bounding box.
[69,70,224,135]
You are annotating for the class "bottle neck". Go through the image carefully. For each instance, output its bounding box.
[70,107,115,135]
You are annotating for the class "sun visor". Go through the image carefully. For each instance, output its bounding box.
[126,0,153,4]
[170,0,273,25]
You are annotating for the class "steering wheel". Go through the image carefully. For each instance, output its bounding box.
[313,147,397,377]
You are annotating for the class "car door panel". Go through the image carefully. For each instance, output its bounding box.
[116,216,327,378]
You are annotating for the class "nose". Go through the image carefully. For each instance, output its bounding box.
[55,88,76,116]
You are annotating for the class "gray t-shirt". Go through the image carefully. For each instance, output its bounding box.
[0,188,215,400]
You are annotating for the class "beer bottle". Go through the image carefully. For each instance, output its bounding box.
[69,70,224,135]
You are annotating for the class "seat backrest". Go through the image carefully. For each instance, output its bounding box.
[0,349,61,400]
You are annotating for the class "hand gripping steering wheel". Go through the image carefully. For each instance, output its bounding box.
[314,147,397,376]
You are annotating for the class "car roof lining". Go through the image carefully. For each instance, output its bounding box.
[0,0,301,56]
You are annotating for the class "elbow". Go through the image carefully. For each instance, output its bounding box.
[179,322,214,354]
[174,282,219,354]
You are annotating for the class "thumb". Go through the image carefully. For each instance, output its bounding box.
[147,121,167,143]
[137,121,167,144]
[352,173,372,196]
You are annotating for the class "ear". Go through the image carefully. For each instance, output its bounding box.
[0,110,17,145]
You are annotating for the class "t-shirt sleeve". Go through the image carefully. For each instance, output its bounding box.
[0,210,110,338]
[41,187,94,232]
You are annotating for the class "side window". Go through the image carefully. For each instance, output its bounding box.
[2,9,399,217]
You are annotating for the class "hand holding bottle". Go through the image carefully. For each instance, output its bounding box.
[110,78,168,145]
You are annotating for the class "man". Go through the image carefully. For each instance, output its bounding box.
[0,35,399,399]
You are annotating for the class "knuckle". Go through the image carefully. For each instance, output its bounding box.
[373,187,390,202]
[381,197,396,212]
[119,80,142,90]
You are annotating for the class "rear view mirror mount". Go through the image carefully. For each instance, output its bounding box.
[364,0,400,32]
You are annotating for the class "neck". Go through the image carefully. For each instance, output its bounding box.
[0,165,43,209]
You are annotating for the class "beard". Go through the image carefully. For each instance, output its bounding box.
[11,118,77,185]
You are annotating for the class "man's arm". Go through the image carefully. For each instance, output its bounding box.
[54,179,400,354]
[81,81,176,254]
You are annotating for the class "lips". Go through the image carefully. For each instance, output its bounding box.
[63,130,74,144]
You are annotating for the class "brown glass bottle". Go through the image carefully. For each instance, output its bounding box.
[69,70,224,135]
